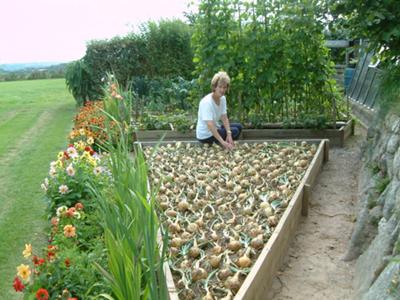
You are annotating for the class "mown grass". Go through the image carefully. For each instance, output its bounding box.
[0,79,76,299]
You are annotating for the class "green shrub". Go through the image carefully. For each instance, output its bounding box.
[65,60,98,106]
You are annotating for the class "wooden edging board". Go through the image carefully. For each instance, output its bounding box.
[135,120,352,147]
[241,120,352,147]
[142,139,329,300]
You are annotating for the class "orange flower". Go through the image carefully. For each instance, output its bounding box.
[74,202,84,210]
[51,217,59,227]
[63,225,76,238]
[65,207,76,218]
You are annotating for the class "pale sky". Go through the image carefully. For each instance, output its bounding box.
[0,0,193,64]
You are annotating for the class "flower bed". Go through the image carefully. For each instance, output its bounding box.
[12,140,112,299]
[143,140,328,299]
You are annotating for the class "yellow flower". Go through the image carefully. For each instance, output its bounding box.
[17,264,31,281]
[22,244,32,258]
[80,151,91,161]
[58,151,64,159]
[87,137,94,145]
[69,131,76,139]
[63,225,76,238]
[75,141,86,151]
[88,157,97,167]
[56,159,63,168]
[79,128,86,136]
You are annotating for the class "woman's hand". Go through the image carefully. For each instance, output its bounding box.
[222,140,234,150]
[226,133,234,146]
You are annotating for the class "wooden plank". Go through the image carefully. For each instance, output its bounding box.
[136,122,352,147]
[234,140,326,300]
[165,262,180,300]
[325,40,350,48]
[136,130,195,141]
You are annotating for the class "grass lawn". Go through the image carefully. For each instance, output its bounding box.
[0,79,76,299]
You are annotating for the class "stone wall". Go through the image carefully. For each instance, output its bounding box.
[345,113,400,299]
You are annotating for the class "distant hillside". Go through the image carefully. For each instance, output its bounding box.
[0,62,67,72]
[0,62,68,82]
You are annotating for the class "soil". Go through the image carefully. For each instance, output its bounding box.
[267,124,367,300]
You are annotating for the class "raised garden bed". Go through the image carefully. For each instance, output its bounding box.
[142,139,329,299]
[136,120,353,147]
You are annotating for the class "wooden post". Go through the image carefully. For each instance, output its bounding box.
[323,139,330,162]
[351,118,355,136]
[302,184,311,216]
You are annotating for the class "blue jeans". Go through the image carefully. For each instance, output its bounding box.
[198,123,243,145]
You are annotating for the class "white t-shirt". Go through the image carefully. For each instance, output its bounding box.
[196,93,227,139]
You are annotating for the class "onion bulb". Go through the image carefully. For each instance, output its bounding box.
[189,239,201,258]
[237,248,252,268]
[192,267,207,282]
[225,272,242,292]
[250,234,264,250]
[227,239,241,252]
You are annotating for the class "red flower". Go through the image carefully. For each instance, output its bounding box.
[84,146,92,152]
[68,298,78,300]
[47,245,57,261]
[47,251,55,261]
[12,276,25,292]
[36,288,49,300]
[63,151,70,160]
[65,257,71,268]
[32,255,44,265]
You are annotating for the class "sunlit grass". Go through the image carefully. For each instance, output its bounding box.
[0,79,75,299]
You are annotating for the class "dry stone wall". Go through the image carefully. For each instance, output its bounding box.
[346,113,400,299]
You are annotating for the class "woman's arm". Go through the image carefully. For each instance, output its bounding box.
[221,114,233,145]
[207,120,233,150]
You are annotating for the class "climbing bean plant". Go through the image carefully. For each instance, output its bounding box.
[191,0,344,128]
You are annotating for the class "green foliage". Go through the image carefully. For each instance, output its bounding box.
[377,65,400,117]
[375,175,390,194]
[65,60,98,106]
[332,0,400,65]
[138,110,195,132]
[131,76,196,113]
[92,108,168,300]
[73,20,194,105]
[141,20,194,78]
[191,0,343,126]
[332,0,400,119]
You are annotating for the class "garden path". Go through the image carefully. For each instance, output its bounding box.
[0,109,55,223]
[267,124,366,299]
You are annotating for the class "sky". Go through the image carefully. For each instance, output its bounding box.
[0,0,193,64]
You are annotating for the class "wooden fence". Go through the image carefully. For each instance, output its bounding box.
[346,52,381,110]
